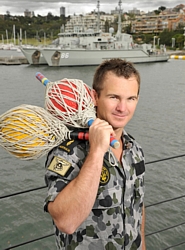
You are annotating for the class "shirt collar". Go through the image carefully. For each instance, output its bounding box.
[122,130,134,150]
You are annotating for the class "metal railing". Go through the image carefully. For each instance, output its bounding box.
[1,154,185,250]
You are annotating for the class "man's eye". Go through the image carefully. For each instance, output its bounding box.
[129,97,137,101]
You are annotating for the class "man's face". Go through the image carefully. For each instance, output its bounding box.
[92,72,139,130]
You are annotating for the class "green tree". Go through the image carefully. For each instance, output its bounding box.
[154,10,161,15]
[159,28,184,48]
[159,29,173,46]
[174,33,184,49]
[159,6,166,11]
[0,14,67,42]
[124,24,132,34]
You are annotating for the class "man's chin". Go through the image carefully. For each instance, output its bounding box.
[112,123,126,130]
[108,117,128,129]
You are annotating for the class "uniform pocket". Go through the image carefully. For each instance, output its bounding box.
[93,185,123,209]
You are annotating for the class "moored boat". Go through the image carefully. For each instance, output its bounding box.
[20,46,48,65]
[40,44,168,67]
[20,1,169,66]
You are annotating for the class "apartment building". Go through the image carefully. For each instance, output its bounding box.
[169,13,185,30]
[24,9,34,18]
[64,13,115,33]
[65,14,100,32]
[131,11,185,33]
[63,7,185,34]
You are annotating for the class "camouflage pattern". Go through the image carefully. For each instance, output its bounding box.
[44,130,145,250]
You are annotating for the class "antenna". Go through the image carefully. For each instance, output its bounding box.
[97,0,100,32]
[117,0,122,36]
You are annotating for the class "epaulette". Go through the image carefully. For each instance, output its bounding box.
[58,128,89,154]
[58,138,80,154]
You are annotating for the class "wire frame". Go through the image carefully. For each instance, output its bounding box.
[45,78,96,127]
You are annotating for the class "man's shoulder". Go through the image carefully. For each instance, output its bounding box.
[45,133,89,169]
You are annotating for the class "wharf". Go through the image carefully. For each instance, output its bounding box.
[0,56,28,65]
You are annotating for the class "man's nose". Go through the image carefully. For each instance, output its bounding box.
[116,99,127,111]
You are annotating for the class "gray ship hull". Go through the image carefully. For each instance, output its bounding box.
[20,47,47,65]
[40,48,169,66]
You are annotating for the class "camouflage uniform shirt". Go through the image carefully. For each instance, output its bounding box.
[44,130,145,250]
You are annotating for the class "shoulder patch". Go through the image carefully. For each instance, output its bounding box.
[100,165,110,186]
[47,156,74,177]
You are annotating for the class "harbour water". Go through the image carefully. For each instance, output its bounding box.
[0,54,185,249]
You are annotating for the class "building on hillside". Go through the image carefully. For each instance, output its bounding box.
[98,14,114,23]
[121,14,132,31]
[131,12,184,33]
[169,13,185,30]
[111,7,121,15]
[128,8,140,15]
[60,7,65,16]
[65,14,106,32]
[63,5,185,35]
[24,9,34,17]
[172,4,185,12]
[131,18,169,33]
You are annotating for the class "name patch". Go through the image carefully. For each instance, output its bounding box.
[48,156,73,177]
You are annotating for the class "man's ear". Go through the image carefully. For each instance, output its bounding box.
[90,89,98,106]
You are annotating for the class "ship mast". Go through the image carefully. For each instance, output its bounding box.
[97,0,100,32]
[116,0,122,37]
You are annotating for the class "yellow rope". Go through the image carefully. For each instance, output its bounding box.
[0,105,71,160]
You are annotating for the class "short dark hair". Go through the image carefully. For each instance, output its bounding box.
[92,58,140,96]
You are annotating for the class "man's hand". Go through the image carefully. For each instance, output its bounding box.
[88,118,116,153]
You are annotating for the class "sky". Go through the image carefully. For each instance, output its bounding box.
[0,0,183,16]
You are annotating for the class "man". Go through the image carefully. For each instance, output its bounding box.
[44,58,146,250]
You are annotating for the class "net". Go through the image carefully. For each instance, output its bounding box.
[0,104,76,160]
[44,78,96,127]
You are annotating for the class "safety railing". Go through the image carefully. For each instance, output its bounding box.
[1,154,185,250]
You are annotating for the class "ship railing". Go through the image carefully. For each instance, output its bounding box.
[1,153,185,250]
